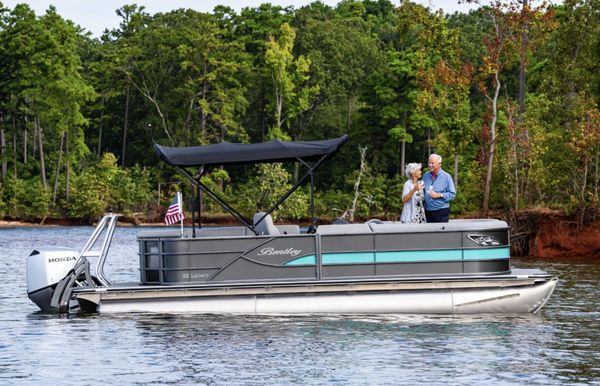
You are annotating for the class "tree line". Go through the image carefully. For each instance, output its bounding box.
[0,0,598,222]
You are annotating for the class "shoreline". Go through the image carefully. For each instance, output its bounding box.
[0,219,199,228]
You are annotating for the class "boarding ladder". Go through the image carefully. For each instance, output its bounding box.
[50,213,119,313]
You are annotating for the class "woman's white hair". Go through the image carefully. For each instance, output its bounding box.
[405,162,422,178]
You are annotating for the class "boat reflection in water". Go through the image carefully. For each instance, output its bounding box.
[26,135,557,314]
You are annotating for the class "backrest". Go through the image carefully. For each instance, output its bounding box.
[253,212,281,236]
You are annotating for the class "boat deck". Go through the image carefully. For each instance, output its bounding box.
[74,268,551,294]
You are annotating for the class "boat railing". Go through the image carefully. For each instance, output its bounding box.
[136,224,302,240]
[75,213,119,286]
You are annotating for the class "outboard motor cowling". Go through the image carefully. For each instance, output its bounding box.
[27,247,78,311]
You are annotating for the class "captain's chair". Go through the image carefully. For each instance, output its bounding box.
[253,212,280,236]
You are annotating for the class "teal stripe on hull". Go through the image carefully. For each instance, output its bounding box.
[284,255,316,266]
[463,247,510,260]
[323,252,374,264]
[376,250,462,262]
[283,247,510,266]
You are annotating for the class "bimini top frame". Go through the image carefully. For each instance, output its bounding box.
[154,135,349,234]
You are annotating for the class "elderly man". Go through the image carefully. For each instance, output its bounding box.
[423,154,456,223]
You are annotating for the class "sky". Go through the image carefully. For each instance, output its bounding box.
[2,1,478,37]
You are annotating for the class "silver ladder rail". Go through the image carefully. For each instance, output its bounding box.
[75,213,120,286]
[49,213,120,313]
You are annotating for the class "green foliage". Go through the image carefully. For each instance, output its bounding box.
[0,175,51,219]
[360,173,404,218]
[350,171,387,217]
[389,125,413,143]
[198,168,232,213]
[450,159,483,214]
[66,153,153,218]
[234,163,309,220]
[383,174,406,216]
[341,161,405,219]
[113,164,154,213]
[315,189,353,220]
[0,0,599,222]
[265,22,319,139]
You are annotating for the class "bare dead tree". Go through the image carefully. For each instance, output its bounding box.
[35,115,47,190]
[52,132,65,204]
[347,146,368,222]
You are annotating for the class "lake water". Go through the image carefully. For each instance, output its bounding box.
[0,226,599,385]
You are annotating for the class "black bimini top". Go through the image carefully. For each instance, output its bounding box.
[154,134,349,168]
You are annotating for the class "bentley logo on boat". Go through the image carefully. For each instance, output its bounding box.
[467,234,501,247]
[48,256,77,263]
[257,247,302,257]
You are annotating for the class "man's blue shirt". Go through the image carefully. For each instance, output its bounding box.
[423,168,456,211]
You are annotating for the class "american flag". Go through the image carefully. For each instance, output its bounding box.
[165,192,185,225]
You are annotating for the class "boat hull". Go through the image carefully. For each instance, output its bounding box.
[75,277,557,315]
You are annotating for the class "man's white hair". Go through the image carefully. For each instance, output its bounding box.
[405,162,422,178]
[429,154,442,164]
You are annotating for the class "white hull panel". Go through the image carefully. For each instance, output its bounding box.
[92,278,557,315]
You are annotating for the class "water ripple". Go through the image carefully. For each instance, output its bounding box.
[0,227,598,385]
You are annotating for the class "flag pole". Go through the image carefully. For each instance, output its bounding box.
[179,191,184,238]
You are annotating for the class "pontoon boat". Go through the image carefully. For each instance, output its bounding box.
[26,135,557,314]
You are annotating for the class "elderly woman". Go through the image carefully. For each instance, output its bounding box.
[400,162,426,223]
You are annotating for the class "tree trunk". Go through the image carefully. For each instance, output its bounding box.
[453,153,459,189]
[184,97,194,146]
[518,0,529,126]
[52,132,65,204]
[513,139,519,210]
[65,130,70,202]
[482,72,501,211]
[594,150,599,206]
[1,128,6,180]
[348,146,367,222]
[427,127,431,156]
[200,61,208,143]
[400,140,406,177]
[276,84,283,132]
[23,115,28,165]
[32,119,37,156]
[518,0,530,201]
[400,110,407,174]
[98,93,105,157]
[260,93,266,142]
[12,114,17,177]
[36,116,47,190]
[270,67,284,134]
[293,162,299,183]
[121,82,130,167]
[578,156,588,229]
[129,77,174,143]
